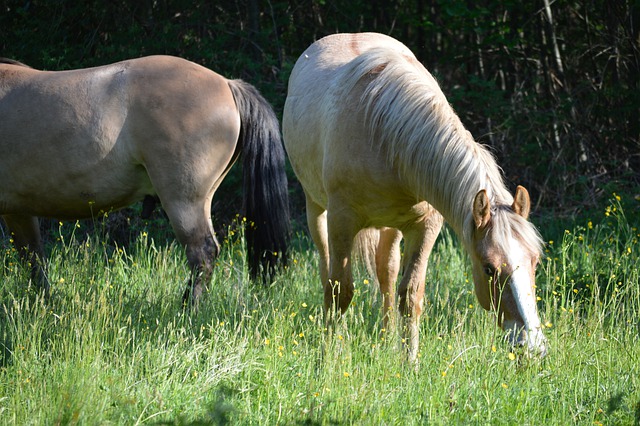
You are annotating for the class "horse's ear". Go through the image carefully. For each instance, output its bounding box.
[473,190,491,229]
[512,185,531,219]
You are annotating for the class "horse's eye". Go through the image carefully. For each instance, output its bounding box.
[484,265,496,276]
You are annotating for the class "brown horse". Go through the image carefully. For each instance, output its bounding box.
[0,56,290,304]
[283,33,547,360]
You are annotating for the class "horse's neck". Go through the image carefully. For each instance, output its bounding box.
[356,53,512,243]
[398,130,512,246]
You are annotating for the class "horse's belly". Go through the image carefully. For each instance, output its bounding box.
[6,191,150,219]
[1,165,155,219]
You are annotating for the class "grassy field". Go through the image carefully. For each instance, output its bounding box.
[1,195,639,425]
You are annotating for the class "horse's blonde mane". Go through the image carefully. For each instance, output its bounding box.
[341,47,542,254]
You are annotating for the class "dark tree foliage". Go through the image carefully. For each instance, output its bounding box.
[1,0,638,214]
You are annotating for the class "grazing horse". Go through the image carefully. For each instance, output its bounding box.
[0,56,290,304]
[283,33,547,359]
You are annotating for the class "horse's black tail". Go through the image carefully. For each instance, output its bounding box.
[227,79,290,280]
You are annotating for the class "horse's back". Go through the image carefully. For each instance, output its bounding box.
[283,33,418,210]
[285,33,413,117]
[289,33,412,77]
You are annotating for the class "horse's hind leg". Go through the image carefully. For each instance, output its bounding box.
[161,200,219,306]
[1,214,49,294]
[398,210,444,362]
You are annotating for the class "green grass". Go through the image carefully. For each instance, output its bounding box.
[1,196,639,425]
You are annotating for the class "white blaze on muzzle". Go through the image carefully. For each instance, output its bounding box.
[504,236,548,357]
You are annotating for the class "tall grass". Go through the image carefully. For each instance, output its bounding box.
[1,196,639,425]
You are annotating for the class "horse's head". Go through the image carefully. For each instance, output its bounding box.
[468,185,547,357]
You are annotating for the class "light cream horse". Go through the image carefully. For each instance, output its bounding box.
[0,56,290,304]
[283,33,547,360]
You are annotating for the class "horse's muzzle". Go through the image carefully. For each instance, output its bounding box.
[506,321,549,358]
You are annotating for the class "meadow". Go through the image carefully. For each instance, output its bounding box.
[1,194,639,425]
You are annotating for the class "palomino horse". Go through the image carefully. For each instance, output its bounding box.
[0,56,290,304]
[283,33,547,359]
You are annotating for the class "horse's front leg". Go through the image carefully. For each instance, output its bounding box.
[398,211,443,362]
[325,202,362,317]
[2,214,49,295]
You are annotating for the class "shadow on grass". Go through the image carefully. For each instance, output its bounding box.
[153,387,237,426]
